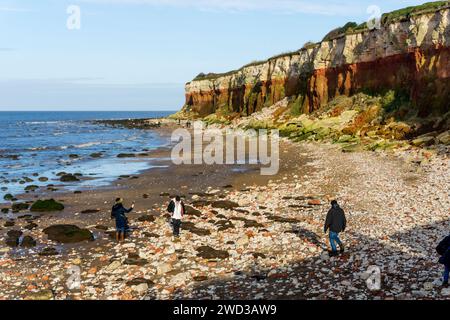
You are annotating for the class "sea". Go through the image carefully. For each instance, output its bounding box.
[0,111,174,202]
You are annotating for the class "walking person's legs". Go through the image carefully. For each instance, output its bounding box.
[116,227,125,242]
[172,219,181,237]
[175,220,181,237]
[334,232,345,253]
[329,232,338,252]
[443,265,449,286]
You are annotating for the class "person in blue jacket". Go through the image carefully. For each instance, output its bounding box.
[436,234,450,287]
[111,198,134,242]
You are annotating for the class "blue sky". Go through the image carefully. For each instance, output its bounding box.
[0,0,430,110]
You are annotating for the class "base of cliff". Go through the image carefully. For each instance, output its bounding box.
[175,91,450,153]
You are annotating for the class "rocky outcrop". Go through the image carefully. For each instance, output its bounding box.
[43,225,94,243]
[180,4,450,119]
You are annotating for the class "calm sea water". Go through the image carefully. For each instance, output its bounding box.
[0,111,173,202]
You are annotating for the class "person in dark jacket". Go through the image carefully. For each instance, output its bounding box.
[111,198,134,242]
[436,234,450,287]
[167,196,185,239]
[324,200,347,256]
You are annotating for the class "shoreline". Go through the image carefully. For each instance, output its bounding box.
[0,117,449,300]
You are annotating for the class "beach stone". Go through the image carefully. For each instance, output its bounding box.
[4,220,15,227]
[215,220,235,231]
[236,235,250,247]
[437,131,450,145]
[60,174,80,182]
[81,209,100,214]
[243,219,264,228]
[117,153,136,158]
[131,283,149,295]
[124,253,148,266]
[412,136,435,147]
[182,221,211,236]
[1,208,9,214]
[157,262,173,275]
[24,223,38,232]
[143,232,160,238]
[6,230,22,247]
[30,199,64,212]
[24,185,39,192]
[126,278,154,287]
[211,200,240,210]
[20,236,36,248]
[43,225,94,243]
[38,177,49,182]
[24,290,54,300]
[39,247,59,256]
[7,230,23,238]
[185,205,201,217]
[441,288,450,296]
[90,152,103,158]
[106,261,121,271]
[196,246,229,259]
[170,272,190,287]
[3,194,14,201]
[11,202,30,212]
[193,276,208,282]
[423,282,434,291]
[138,215,156,222]
[307,199,322,206]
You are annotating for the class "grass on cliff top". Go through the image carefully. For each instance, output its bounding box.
[323,1,449,41]
[382,1,449,25]
[193,1,450,82]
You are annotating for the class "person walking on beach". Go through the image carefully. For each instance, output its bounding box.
[324,200,347,257]
[167,196,185,240]
[436,233,450,287]
[111,198,134,242]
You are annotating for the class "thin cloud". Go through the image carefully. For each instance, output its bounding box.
[0,6,31,12]
[78,0,362,16]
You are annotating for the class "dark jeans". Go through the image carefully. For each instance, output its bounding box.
[444,265,450,284]
[172,218,181,237]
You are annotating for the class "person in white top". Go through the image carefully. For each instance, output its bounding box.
[167,196,185,238]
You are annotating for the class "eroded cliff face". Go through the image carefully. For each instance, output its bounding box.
[181,6,450,119]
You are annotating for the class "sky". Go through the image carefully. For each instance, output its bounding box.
[0,0,431,111]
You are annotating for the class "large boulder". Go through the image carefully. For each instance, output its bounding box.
[5,230,23,247]
[11,202,30,212]
[30,199,64,212]
[43,225,94,243]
